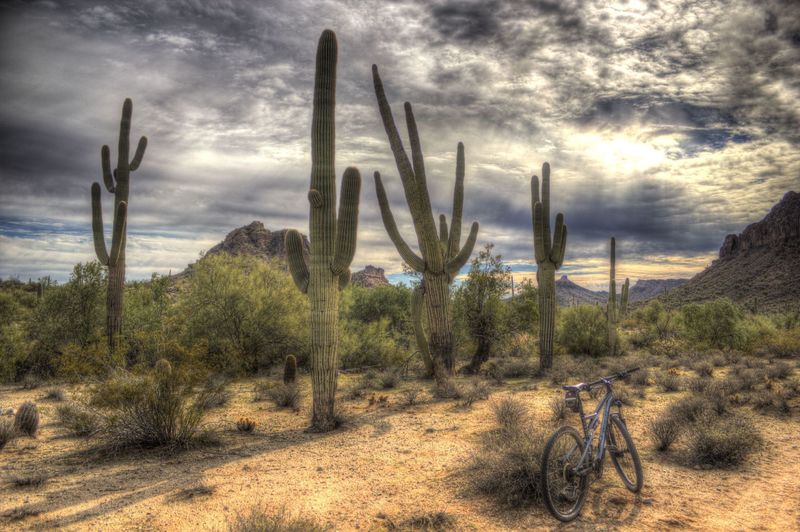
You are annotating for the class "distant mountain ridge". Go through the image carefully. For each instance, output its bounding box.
[554,275,607,306]
[664,191,800,311]
[629,279,688,302]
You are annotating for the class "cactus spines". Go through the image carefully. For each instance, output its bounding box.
[283,355,297,384]
[531,163,567,370]
[372,65,479,383]
[14,401,39,437]
[285,30,361,432]
[91,98,147,353]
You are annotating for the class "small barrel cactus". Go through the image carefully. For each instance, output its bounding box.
[15,401,40,437]
[283,355,297,384]
[236,417,256,433]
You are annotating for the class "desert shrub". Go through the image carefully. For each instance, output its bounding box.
[433,379,463,400]
[0,322,32,383]
[557,305,608,357]
[9,473,48,488]
[376,369,401,390]
[14,402,39,437]
[459,379,491,407]
[766,361,793,380]
[230,506,328,532]
[89,370,148,408]
[399,387,421,406]
[765,328,800,358]
[681,299,759,351]
[649,413,681,452]
[627,367,650,387]
[635,300,680,341]
[103,361,204,450]
[56,402,102,437]
[549,395,567,422]
[343,283,412,337]
[752,390,791,416]
[467,398,546,506]
[701,381,731,415]
[615,384,634,406]
[178,254,309,373]
[496,357,538,379]
[655,370,682,392]
[21,373,41,390]
[122,274,171,368]
[386,511,457,531]
[194,375,230,411]
[685,376,711,393]
[684,415,762,467]
[266,383,301,409]
[0,418,15,449]
[669,396,711,423]
[692,361,714,378]
[505,281,539,334]
[338,318,405,370]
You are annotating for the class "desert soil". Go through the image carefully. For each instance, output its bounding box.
[1,373,799,531]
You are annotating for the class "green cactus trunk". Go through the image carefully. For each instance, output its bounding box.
[608,237,618,356]
[531,163,567,370]
[620,277,630,317]
[91,98,147,354]
[410,284,435,376]
[537,263,556,369]
[372,65,479,384]
[286,30,360,432]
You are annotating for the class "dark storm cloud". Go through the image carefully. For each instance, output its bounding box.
[1,0,799,283]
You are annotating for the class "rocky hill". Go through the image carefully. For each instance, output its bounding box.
[180,221,385,288]
[554,275,607,306]
[664,191,800,311]
[351,265,389,288]
[629,279,688,302]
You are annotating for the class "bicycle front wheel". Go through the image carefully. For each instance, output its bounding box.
[541,425,589,522]
[608,414,643,493]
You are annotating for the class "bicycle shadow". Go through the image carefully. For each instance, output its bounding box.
[585,480,644,527]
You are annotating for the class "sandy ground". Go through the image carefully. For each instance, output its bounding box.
[1,372,799,531]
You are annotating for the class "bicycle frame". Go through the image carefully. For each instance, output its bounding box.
[573,379,618,476]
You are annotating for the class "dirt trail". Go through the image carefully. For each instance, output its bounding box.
[1,376,798,531]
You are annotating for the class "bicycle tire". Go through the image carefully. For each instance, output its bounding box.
[608,414,643,493]
[541,425,589,522]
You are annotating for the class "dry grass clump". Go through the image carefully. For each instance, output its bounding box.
[229,506,328,532]
[655,370,682,392]
[685,415,762,467]
[649,413,681,452]
[56,402,102,437]
[8,472,48,488]
[459,380,491,407]
[44,388,65,401]
[266,383,301,409]
[466,397,547,506]
[194,375,230,411]
[385,511,457,531]
[549,395,567,422]
[89,370,147,409]
[399,387,421,407]
[766,361,793,380]
[433,379,463,400]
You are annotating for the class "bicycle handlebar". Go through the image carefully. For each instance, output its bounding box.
[564,367,640,392]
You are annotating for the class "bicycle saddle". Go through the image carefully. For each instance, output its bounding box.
[562,384,587,392]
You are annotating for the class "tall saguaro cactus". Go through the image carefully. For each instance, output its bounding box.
[620,277,630,317]
[286,30,361,431]
[91,98,147,352]
[372,65,479,384]
[531,163,567,370]
[607,237,619,355]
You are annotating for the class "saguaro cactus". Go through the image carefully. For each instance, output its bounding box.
[372,65,479,384]
[286,30,361,431]
[607,237,619,355]
[91,98,147,352]
[620,277,630,317]
[531,163,567,370]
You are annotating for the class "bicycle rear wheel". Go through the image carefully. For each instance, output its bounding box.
[608,414,643,493]
[541,426,589,522]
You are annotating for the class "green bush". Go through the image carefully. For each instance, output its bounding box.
[338,318,405,369]
[680,299,758,351]
[342,284,411,337]
[557,305,608,357]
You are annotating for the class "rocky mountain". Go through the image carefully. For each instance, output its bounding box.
[554,275,607,306]
[351,265,389,288]
[180,221,386,288]
[628,279,688,303]
[664,191,800,311]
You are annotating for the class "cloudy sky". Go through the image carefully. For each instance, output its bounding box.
[1,0,798,289]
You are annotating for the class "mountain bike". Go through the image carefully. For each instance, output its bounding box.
[541,368,643,522]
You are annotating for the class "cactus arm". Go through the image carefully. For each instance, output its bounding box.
[374,171,425,272]
[533,201,547,264]
[411,283,434,374]
[308,189,323,208]
[108,201,127,267]
[554,224,567,269]
[117,98,132,180]
[129,136,147,171]
[338,268,351,290]
[91,183,110,265]
[447,142,465,260]
[286,229,310,293]
[446,221,479,278]
[551,213,565,265]
[541,162,552,256]
[331,167,361,275]
[101,145,115,193]
[439,214,448,249]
